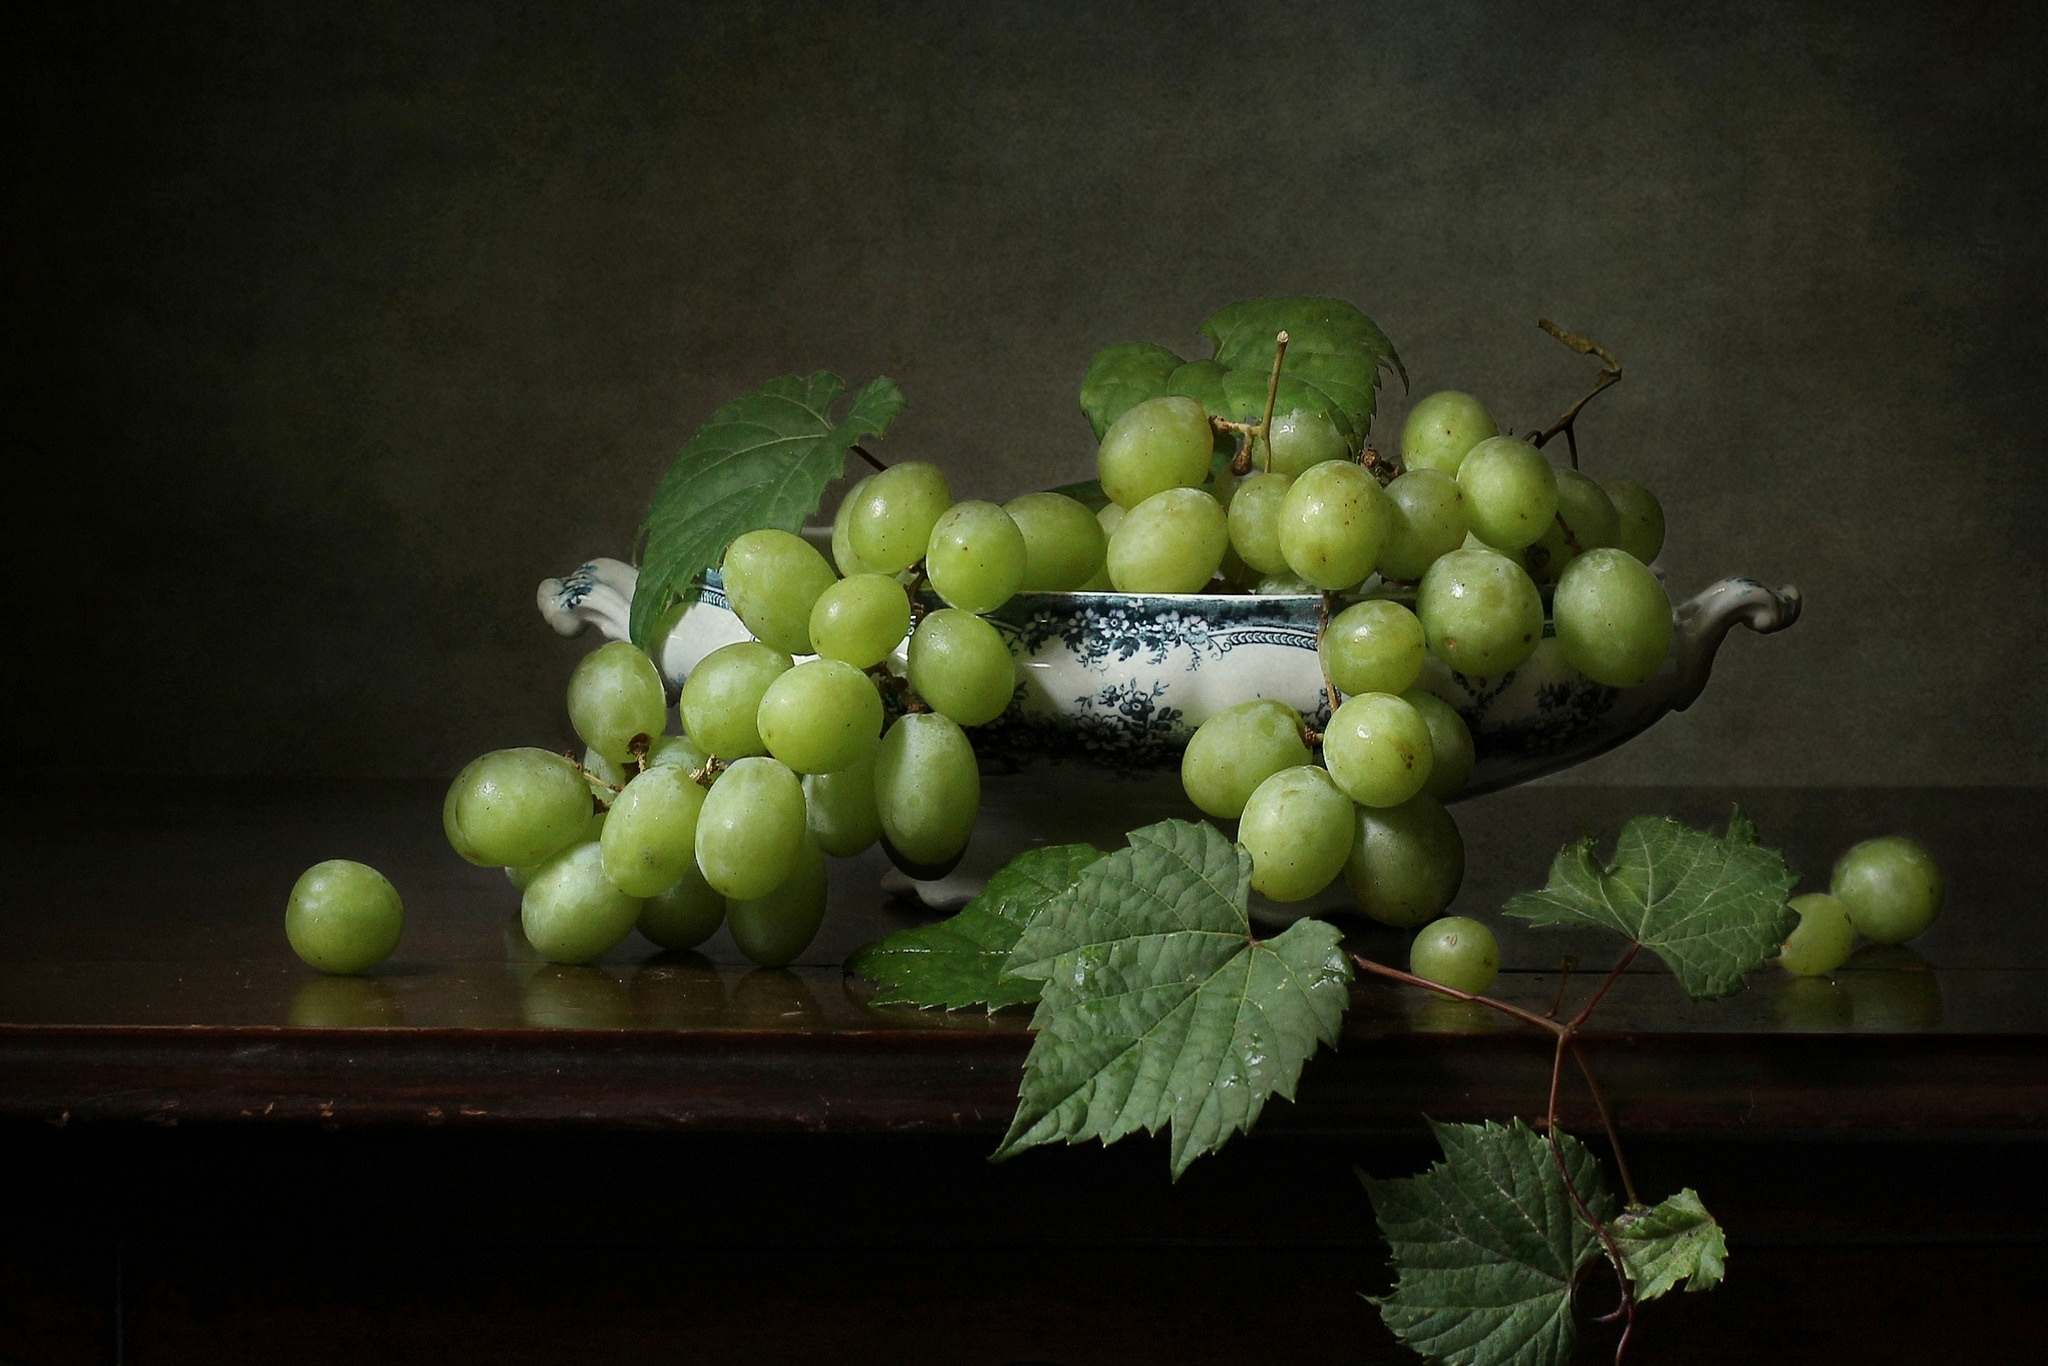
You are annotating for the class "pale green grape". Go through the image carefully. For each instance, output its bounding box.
[720,528,839,655]
[1226,471,1293,576]
[804,745,883,856]
[1323,692,1435,808]
[1401,391,1497,476]
[694,756,808,901]
[637,861,725,951]
[849,461,954,574]
[579,746,632,796]
[1077,503,1123,589]
[1238,765,1355,901]
[1379,469,1468,582]
[285,859,403,975]
[1458,438,1559,551]
[1106,486,1229,592]
[1831,836,1943,944]
[873,712,981,874]
[756,658,884,774]
[808,572,911,669]
[1604,479,1666,565]
[1256,408,1348,477]
[831,474,877,575]
[1552,548,1673,688]
[1179,699,1311,819]
[908,608,1016,726]
[1005,491,1108,591]
[678,641,793,759]
[1409,916,1499,994]
[727,836,828,968]
[521,841,644,965]
[1320,600,1426,697]
[1403,690,1476,800]
[645,733,712,774]
[598,766,708,897]
[1778,892,1857,976]
[1097,396,1214,509]
[445,748,594,869]
[1278,460,1390,590]
[1343,795,1464,928]
[1415,547,1544,678]
[567,641,669,766]
[926,500,1028,613]
[1524,468,1621,583]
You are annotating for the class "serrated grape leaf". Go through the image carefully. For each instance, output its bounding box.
[1502,808,1798,1000]
[1613,1188,1727,1300]
[1199,296,1407,439]
[845,843,1104,1012]
[627,373,906,644]
[993,819,1353,1179]
[1078,342,1184,439]
[1361,1119,1616,1366]
[1165,358,1229,414]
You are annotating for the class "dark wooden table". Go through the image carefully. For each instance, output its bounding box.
[3,780,2044,1365]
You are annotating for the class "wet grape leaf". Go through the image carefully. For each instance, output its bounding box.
[994,819,1352,1179]
[1078,343,1184,439]
[1613,1188,1727,1300]
[845,843,1103,1011]
[628,373,905,644]
[1503,808,1798,1000]
[1361,1119,1616,1366]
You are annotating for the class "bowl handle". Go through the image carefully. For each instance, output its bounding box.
[537,558,640,644]
[1670,576,1802,711]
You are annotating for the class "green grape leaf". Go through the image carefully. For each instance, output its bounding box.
[1503,808,1798,1000]
[994,819,1353,1179]
[1199,296,1407,439]
[1165,358,1230,414]
[1613,1188,1727,1300]
[844,843,1104,1011]
[1361,1119,1616,1366]
[627,373,906,644]
[1218,367,1359,445]
[1078,343,1184,439]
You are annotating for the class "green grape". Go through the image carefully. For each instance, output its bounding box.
[1320,600,1426,696]
[1778,892,1857,976]
[804,745,883,856]
[1226,471,1293,576]
[1379,469,1468,582]
[505,862,544,891]
[678,641,793,759]
[1323,692,1435,808]
[567,641,670,766]
[1238,765,1355,902]
[1604,478,1667,564]
[598,765,708,897]
[638,860,726,950]
[286,859,403,975]
[1106,486,1229,592]
[1831,836,1944,945]
[521,841,643,965]
[1179,699,1311,819]
[1524,469,1621,583]
[720,528,839,656]
[1077,503,1123,589]
[445,748,594,869]
[1400,391,1498,476]
[693,756,808,901]
[1409,916,1499,994]
[849,461,954,574]
[1097,395,1214,510]
[1256,408,1348,477]
[1253,571,1317,595]
[907,608,1016,726]
[926,500,1028,613]
[1277,460,1390,591]
[645,732,712,774]
[873,712,981,875]
[831,474,877,575]
[1403,690,1476,800]
[1005,491,1108,591]
[756,658,884,774]
[1458,437,1559,551]
[1343,795,1464,928]
[727,836,829,968]
[808,572,911,669]
[1552,548,1673,688]
[1415,547,1544,678]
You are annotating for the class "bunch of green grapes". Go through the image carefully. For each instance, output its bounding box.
[442,464,1112,969]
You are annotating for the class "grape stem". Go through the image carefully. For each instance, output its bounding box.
[1214,331,1291,476]
[1259,331,1290,444]
[687,757,727,789]
[1316,591,1341,718]
[851,444,889,473]
[1528,320,1623,471]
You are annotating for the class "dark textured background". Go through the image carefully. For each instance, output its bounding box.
[9,0,2045,783]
